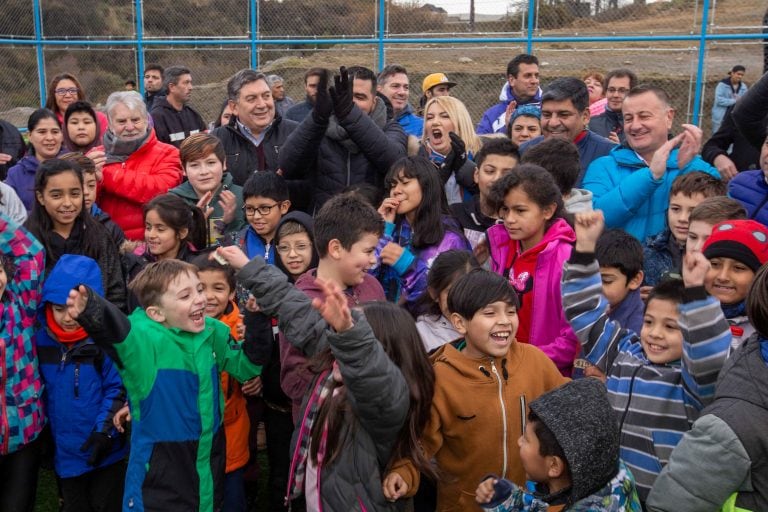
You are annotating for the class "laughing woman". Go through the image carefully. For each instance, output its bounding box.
[419,96,483,205]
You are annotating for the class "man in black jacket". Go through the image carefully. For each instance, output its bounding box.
[212,69,310,211]
[279,66,407,210]
[143,64,166,111]
[150,65,206,148]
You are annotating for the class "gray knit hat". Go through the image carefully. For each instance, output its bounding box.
[528,378,619,502]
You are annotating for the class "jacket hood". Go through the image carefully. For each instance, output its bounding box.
[528,378,620,502]
[16,154,40,174]
[564,188,593,213]
[274,211,319,279]
[711,334,768,412]
[430,340,524,383]
[487,217,575,252]
[171,172,235,201]
[42,254,104,305]
[499,82,543,104]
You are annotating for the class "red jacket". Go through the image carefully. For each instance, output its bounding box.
[97,129,182,240]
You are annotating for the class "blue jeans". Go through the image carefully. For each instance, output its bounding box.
[224,467,247,512]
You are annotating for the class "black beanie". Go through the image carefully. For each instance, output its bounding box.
[528,378,619,502]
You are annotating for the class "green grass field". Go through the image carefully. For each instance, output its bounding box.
[35,451,271,512]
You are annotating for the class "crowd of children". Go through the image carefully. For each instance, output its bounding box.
[2,68,768,512]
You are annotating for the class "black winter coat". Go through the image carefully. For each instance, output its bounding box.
[150,97,206,148]
[279,100,407,210]
[212,116,311,211]
[732,70,768,149]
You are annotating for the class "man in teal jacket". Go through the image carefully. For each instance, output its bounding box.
[583,85,720,241]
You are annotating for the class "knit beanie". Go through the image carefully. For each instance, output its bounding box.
[702,220,768,272]
[510,104,542,123]
[528,378,619,502]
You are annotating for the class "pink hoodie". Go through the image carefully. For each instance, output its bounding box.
[487,218,579,375]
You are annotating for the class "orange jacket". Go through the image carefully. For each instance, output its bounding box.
[218,301,250,473]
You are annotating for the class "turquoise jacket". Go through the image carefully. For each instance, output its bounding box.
[583,145,719,240]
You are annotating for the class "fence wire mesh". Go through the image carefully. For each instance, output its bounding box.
[0,0,764,137]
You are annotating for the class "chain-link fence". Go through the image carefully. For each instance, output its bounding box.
[0,0,764,136]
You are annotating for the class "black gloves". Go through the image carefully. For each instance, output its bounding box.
[330,66,355,120]
[312,71,333,124]
[438,132,468,184]
[80,431,112,466]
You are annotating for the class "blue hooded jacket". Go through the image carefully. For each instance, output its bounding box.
[35,254,127,478]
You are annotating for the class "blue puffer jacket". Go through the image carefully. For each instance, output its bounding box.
[584,146,720,240]
[642,228,683,287]
[396,103,423,137]
[729,169,768,227]
[35,255,127,478]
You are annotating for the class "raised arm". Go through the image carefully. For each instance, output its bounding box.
[66,285,132,368]
[678,252,731,411]
[562,211,639,372]
[218,246,330,357]
[313,279,409,448]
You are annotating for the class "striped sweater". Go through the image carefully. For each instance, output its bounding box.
[561,252,731,501]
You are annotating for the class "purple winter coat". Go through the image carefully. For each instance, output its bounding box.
[374,217,471,310]
[5,155,39,211]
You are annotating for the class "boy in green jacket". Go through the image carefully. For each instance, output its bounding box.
[66,259,262,512]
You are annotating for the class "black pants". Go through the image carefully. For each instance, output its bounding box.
[59,461,126,512]
[264,405,294,512]
[0,437,42,512]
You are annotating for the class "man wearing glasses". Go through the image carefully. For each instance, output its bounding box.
[588,68,638,145]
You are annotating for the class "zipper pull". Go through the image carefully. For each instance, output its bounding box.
[74,363,80,399]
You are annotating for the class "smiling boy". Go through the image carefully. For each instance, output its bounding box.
[701,219,768,347]
[383,269,566,510]
[562,210,731,503]
[171,133,245,244]
[232,172,290,264]
[642,172,725,287]
[66,260,262,512]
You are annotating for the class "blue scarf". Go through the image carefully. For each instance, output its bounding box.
[760,336,768,366]
[722,301,747,319]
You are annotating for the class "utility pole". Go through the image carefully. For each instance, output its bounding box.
[469,0,475,31]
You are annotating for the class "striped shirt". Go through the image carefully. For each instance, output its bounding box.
[561,253,731,500]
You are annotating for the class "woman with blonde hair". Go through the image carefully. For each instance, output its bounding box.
[420,96,482,204]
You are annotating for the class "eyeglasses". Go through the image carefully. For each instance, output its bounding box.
[242,203,282,216]
[276,242,312,254]
[606,87,630,95]
[54,87,80,96]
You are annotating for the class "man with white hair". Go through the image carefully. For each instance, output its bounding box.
[267,74,295,119]
[99,90,183,240]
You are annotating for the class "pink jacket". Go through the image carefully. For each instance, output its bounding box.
[487,218,579,375]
